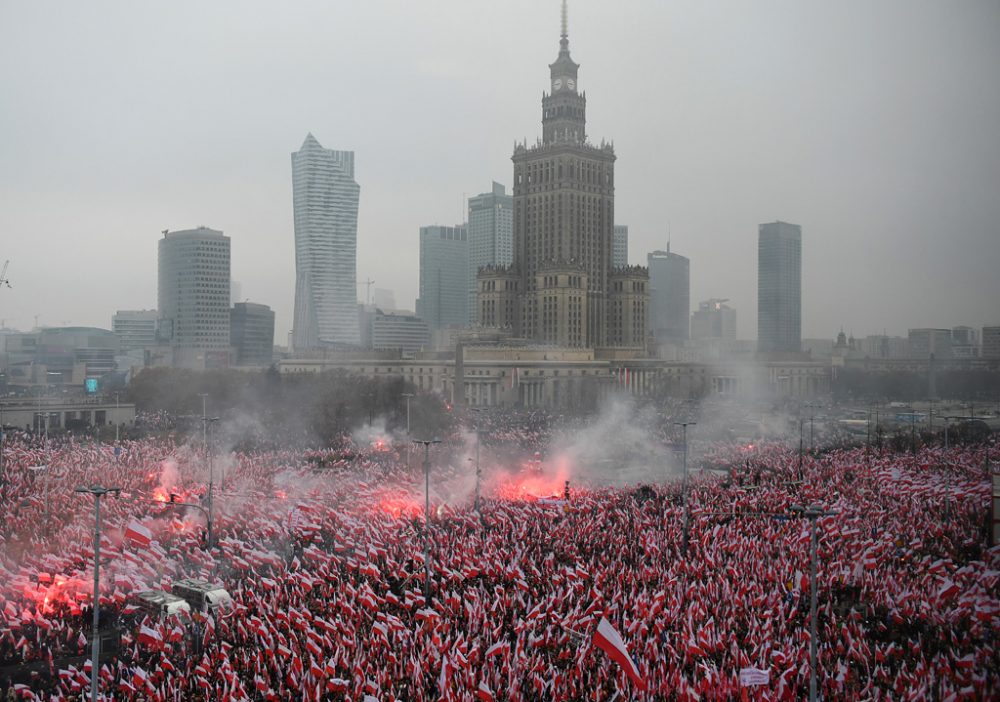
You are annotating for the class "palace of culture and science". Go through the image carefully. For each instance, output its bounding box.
[477,3,649,355]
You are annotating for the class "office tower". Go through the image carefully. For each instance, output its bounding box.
[647,246,690,346]
[757,221,802,354]
[613,225,628,268]
[157,227,231,369]
[417,225,469,331]
[468,182,513,324]
[370,310,430,356]
[691,299,737,341]
[908,328,953,359]
[477,2,647,349]
[230,302,276,366]
[291,133,361,350]
[112,310,158,351]
[982,326,1000,359]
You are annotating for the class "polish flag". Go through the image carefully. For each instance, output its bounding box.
[124,521,153,548]
[137,626,162,647]
[477,681,496,702]
[484,641,507,658]
[592,617,645,691]
[937,579,960,601]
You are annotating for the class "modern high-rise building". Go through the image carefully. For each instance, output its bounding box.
[370,310,430,357]
[982,326,1000,359]
[230,302,275,367]
[613,225,629,269]
[291,133,361,350]
[417,224,469,332]
[691,299,737,342]
[112,310,158,351]
[757,221,802,355]
[908,328,953,359]
[648,246,690,346]
[158,227,231,369]
[468,182,513,325]
[476,4,648,351]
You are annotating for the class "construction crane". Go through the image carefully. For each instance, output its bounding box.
[358,278,375,306]
[0,260,10,289]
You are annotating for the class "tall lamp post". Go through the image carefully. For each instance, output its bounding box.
[673,421,696,555]
[75,485,122,702]
[413,438,441,597]
[469,407,488,511]
[790,504,839,702]
[402,393,414,470]
[28,465,50,526]
[114,392,120,444]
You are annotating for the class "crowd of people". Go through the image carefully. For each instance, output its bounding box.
[0,420,996,700]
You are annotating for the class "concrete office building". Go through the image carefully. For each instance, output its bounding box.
[112,310,158,351]
[691,299,737,342]
[613,225,629,269]
[291,133,361,349]
[757,221,802,355]
[908,328,953,359]
[982,326,1000,359]
[230,302,276,367]
[370,310,430,357]
[158,227,231,369]
[648,246,690,346]
[467,183,513,325]
[417,225,469,332]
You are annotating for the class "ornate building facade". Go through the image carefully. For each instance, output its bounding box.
[478,4,648,353]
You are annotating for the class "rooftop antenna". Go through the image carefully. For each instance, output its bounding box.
[561,0,568,39]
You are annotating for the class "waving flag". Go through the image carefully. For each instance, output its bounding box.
[124,520,153,548]
[592,617,645,691]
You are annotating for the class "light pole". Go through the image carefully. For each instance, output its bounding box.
[114,392,120,444]
[204,417,220,547]
[402,393,414,470]
[75,484,122,702]
[790,504,839,702]
[413,438,441,598]
[470,407,488,511]
[673,421,696,555]
[28,465,49,526]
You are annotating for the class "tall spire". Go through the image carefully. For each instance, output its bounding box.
[560,0,569,53]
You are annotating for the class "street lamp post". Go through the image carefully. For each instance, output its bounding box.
[413,438,441,598]
[673,421,696,555]
[790,504,839,702]
[75,485,122,702]
[114,392,120,444]
[28,465,49,526]
[469,407,488,511]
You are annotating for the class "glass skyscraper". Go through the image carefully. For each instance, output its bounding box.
[417,224,469,331]
[291,133,361,349]
[757,221,802,354]
[467,183,513,325]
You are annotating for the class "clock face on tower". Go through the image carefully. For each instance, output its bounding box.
[567,78,575,90]
[553,78,563,90]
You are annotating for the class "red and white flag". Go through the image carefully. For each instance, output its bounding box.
[592,617,645,691]
[124,520,153,548]
[137,626,162,647]
[476,681,496,702]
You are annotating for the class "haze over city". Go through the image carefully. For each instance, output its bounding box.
[2,0,998,339]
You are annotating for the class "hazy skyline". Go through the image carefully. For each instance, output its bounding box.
[1,0,998,342]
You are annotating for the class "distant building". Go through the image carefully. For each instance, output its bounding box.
[291,133,361,349]
[230,302,275,367]
[372,288,397,312]
[613,225,629,269]
[951,326,979,358]
[859,334,909,359]
[757,221,802,354]
[691,299,737,341]
[417,224,469,332]
[476,13,648,352]
[467,183,513,325]
[370,310,430,357]
[3,327,120,386]
[982,326,1000,359]
[648,247,690,346]
[908,328,953,359]
[158,227,231,369]
[112,310,158,351]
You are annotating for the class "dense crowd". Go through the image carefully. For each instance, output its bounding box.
[0,422,996,700]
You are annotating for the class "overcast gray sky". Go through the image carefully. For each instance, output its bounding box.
[1,0,998,342]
